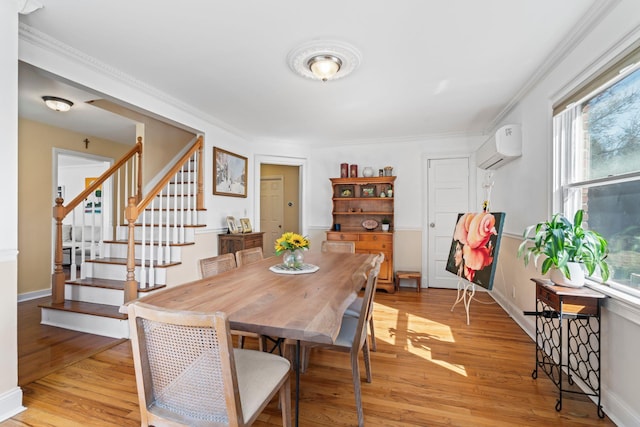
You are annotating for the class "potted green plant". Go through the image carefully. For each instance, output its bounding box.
[517,209,610,287]
[381,218,391,232]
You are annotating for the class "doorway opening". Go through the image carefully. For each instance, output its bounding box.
[259,165,300,255]
[255,155,306,255]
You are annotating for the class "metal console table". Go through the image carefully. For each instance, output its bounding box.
[527,278,606,418]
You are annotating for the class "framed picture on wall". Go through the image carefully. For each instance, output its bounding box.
[214,147,247,197]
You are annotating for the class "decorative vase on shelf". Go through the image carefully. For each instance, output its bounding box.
[282,249,305,268]
[362,166,374,177]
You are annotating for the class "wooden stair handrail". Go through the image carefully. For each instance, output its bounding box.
[51,137,142,305]
[135,136,203,213]
[123,136,204,302]
[62,137,143,216]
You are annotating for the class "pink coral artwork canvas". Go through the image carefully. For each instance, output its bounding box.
[445,212,505,290]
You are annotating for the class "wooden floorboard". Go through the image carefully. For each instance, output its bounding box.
[17,296,125,386]
[9,289,616,426]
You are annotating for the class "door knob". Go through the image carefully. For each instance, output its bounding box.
[429,222,435,228]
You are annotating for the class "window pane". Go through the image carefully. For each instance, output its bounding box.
[580,180,640,290]
[578,68,640,180]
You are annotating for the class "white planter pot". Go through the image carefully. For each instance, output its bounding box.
[381,224,390,232]
[549,262,585,288]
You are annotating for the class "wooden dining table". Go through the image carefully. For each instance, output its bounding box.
[131,251,376,426]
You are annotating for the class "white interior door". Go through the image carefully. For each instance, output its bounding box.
[427,157,470,289]
[260,176,284,255]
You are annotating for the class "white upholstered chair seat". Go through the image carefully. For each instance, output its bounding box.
[234,348,291,423]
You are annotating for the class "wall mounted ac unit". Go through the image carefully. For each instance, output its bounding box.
[476,124,522,170]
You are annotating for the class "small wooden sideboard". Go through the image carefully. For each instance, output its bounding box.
[218,231,264,256]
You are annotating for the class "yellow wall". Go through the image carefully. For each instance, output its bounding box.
[89,100,196,183]
[17,119,132,296]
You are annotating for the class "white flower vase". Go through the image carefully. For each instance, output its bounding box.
[549,262,585,288]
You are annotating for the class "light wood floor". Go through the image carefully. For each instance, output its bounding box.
[7,288,615,426]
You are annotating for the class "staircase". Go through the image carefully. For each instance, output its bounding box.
[41,136,205,338]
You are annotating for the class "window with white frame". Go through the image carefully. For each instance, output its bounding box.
[553,47,640,298]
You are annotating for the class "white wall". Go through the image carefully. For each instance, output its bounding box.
[485,2,640,425]
[0,1,24,422]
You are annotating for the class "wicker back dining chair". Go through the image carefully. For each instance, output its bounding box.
[199,252,237,278]
[128,302,292,427]
[321,240,356,254]
[235,247,264,267]
[199,252,264,351]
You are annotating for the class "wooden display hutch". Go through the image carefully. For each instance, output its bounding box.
[326,176,395,292]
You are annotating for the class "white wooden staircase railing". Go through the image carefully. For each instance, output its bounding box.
[43,136,205,338]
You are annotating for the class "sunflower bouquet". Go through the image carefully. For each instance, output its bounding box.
[274,232,310,255]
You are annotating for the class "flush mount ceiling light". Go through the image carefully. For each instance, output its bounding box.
[288,40,362,82]
[42,96,73,112]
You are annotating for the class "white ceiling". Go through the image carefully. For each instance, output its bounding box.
[18,0,600,146]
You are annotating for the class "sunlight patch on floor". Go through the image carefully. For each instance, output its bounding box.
[376,302,468,377]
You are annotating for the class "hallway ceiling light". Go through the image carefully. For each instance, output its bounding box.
[42,96,73,112]
[288,40,361,82]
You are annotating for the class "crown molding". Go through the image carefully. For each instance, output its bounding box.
[485,0,621,133]
[18,23,247,140]
[298,129,480,149]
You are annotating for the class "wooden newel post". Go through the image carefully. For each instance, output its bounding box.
[136,137,143,204]
[52,198,66,304]
[124,196,139,303]
[196,138,204,211]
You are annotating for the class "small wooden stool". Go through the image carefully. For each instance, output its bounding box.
[395,271,422,293]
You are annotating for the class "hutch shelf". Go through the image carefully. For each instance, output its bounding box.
[326,176,395,292]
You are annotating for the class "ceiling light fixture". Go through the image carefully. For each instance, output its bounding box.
[42,96,73,112]
[307,55,342,81]
[288,40,361,82]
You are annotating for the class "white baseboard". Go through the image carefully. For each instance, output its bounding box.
[17,289,51,302]
[0,387,25,422]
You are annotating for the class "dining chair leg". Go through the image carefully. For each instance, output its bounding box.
[369,316,377,352]
[280,375,292,427]
[350,351,365,427]
[295,340,301,427]
[363,337,372,383]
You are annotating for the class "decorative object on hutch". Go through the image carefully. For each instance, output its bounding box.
[350,164,358,178]
[340,163,349,178]
[218,231,264,256]
[383,166,393,176]
[362,166,374,177]
[327,176,395,292]
[525,278,606,418]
